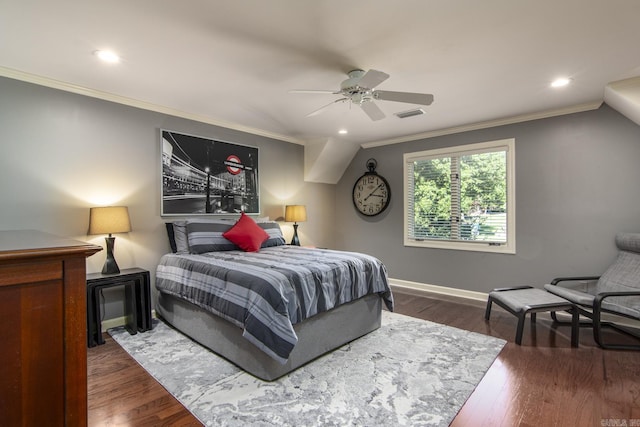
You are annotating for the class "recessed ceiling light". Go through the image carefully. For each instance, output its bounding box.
[94,50,120,64]
[338,129,348,134]
[551,77,572,88]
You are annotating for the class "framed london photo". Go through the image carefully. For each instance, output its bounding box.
[161,129,259,215]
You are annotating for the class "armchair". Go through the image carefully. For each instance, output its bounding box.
[545,233,640,350]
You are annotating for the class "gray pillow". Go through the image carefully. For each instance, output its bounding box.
[259,221,286,248]
[186,220,237,253]
[172,221,189,254]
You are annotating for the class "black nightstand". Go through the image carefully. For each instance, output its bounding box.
[86,267,152,347]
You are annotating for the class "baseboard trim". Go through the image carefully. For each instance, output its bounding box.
[388,279,640,331]
[389,278,488,307]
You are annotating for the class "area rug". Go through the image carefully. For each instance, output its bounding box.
[109,311,505,426]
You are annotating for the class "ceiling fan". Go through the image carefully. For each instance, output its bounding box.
[290,69,434,121]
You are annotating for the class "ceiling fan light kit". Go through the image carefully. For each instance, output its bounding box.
[291,69,434,121]
[340,69,388,93]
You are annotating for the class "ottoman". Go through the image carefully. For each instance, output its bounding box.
[485,285,579,347]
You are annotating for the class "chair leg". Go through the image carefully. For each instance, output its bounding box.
[593,310,605,347]
[592,317,640,350]
[515,313,526,345]
[484,297,493,320]
[570,309,579,348]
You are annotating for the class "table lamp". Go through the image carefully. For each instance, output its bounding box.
[285,205,307,246]
[88,206,131,274]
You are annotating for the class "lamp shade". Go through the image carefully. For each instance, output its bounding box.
[88,206,132,235]
[285,205,307,223]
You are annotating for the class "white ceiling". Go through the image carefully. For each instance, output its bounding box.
[2,1,640,164]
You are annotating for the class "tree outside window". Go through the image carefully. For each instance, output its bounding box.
[404,139,515,253]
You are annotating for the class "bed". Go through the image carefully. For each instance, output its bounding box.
[156,215,394,381]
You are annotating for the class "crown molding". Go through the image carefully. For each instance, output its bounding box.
[361,101,603,149]
[0,66,304,145]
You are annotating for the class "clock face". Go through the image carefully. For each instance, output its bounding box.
[352,172,391,216]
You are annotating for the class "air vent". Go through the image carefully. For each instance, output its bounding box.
[395,108,425,119]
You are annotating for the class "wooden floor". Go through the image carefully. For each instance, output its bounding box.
[88,291,640,426]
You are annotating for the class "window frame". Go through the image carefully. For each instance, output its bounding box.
[403,138,516,254]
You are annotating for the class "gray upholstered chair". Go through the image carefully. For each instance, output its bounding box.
[544,233,640,350]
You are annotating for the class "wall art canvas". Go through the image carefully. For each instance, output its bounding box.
[161,129,259,215]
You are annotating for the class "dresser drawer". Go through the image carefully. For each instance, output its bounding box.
[0,261,63,287]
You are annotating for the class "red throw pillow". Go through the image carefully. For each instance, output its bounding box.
[223,212,269,252]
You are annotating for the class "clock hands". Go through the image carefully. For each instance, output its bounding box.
[364,183,384,201]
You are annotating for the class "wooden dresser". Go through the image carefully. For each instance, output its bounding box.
[0,230,101,426]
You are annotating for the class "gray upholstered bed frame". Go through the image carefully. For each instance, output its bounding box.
[156,292,382,381]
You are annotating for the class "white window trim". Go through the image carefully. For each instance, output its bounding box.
[403,138,516,254]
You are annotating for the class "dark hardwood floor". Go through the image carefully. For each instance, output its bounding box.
[87,291,640,426]
[87,337,200,426]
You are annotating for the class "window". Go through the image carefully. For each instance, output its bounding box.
[404,138,515,253]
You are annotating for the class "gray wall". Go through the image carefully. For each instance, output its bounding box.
[0,76,335,318]
[335,105,640,293]
[3,74,640,312]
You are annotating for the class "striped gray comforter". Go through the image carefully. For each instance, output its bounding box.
[156,245,393,364]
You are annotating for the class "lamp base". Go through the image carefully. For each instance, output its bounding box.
[290,223,300,246]
[102,236,121,274]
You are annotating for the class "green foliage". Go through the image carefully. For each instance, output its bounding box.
[460,152,506,214]
[413,157,451,238]
[412,151,506,241]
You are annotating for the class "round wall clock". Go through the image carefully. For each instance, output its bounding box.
[352,158,391,216]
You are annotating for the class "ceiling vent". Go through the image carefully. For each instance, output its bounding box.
[395,108,425,119]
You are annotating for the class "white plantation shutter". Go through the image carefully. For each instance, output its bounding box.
[450,156,460,240]
[406,160,416,239]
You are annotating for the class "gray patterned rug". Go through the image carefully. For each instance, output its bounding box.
[109,311,505,426]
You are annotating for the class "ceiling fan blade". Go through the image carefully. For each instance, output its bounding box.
[306,98,348,117]
[374,90,434,105]
[360,100,386,121]
[289,89,338,94]
[357,69,390,89]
